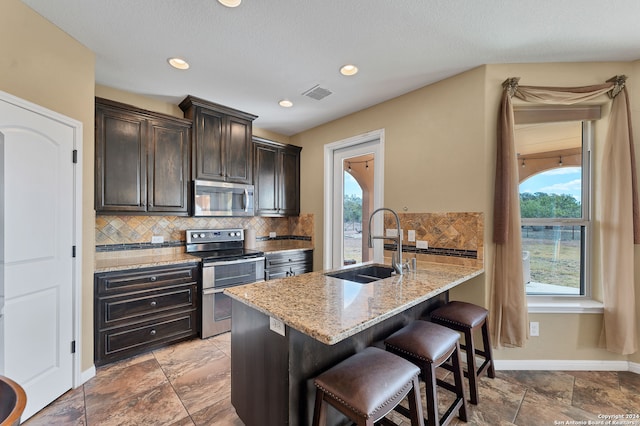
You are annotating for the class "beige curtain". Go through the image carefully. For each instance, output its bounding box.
[492,76,639,354]
[600,86,639,354]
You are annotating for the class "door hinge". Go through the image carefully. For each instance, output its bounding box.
[72,149,78,164]
[71,340,76,354]
[72,246,76,257]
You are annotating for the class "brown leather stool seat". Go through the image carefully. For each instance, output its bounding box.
[430,301,496,404]
[385,321,467,426]
[312,346,423,426]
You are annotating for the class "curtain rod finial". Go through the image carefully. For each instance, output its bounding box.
[502,77,520,97]
[607,75,628,99]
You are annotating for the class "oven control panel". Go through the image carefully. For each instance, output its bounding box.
[186,228,244,244]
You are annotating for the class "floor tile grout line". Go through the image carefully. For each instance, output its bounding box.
[512,385,528,425]
[152,349,197,425]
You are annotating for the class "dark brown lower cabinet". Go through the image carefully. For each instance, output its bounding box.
[94,263,199,366]
[264,249,313,280]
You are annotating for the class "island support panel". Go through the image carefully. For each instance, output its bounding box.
[230,293,447,426]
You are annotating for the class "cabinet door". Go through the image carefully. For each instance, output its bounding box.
[95,106,146,212]
[279,147,301,216]
[225,115,253,184]
[254,142,279,215]
[194,107,225,181]
[147,120,190,213]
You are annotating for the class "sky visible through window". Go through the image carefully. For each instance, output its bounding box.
[344,172,360,197]
[519,167,581,202]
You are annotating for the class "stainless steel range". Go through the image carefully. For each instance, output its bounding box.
[186,228,265,338]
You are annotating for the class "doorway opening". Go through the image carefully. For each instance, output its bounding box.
[324,129,384,269]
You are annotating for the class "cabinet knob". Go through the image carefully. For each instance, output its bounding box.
[150,329,157,336]
[150,300,157,307]
[150,276,157,282]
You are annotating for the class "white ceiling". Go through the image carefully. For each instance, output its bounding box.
[21,0,640,136]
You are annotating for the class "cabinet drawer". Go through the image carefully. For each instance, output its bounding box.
[97,311,197,363]
[98,285,197,328]
[96,263,198,295]
[265,250,312,268]
[266,263,311,280]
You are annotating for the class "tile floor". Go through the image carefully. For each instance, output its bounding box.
[23,334,640,426]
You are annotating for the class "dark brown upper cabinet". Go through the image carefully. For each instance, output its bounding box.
[253,137,302,217]
[95,98,191,215]
[179,96,257,184]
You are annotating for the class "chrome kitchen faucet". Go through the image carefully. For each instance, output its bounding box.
[367,207,405,275]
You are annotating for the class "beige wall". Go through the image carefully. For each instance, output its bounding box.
[292,62,640,362]
[1,0,96,371]
[291,67,488,284]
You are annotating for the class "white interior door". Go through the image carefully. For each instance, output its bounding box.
[0,95,77,420]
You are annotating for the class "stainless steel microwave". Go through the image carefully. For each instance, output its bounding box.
[193,180,254,216]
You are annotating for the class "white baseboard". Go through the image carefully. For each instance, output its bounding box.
[77,365,96,387]
[494,359,631,371]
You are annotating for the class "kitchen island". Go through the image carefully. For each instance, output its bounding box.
[225,261,483,426]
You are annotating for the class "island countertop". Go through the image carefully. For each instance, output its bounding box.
[225,261,483,345]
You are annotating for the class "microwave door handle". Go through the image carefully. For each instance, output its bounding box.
[243,188,249,212]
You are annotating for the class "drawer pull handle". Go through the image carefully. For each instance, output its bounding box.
[150,301,157,307]
[150,329,157,336]
[150,276,157,282]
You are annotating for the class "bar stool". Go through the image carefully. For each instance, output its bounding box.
[430,301,496,405]
[384,321,467,426]
[312,346,423,426]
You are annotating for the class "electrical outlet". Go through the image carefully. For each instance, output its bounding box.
[416,240,429,249]
[269,232,277,238]
[386,228,398,237]
[151,235,164,244]
[269,317,286,336]
[408,230,416,242]
[530,321,539,337]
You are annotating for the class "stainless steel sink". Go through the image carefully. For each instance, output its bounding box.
[325,265,395,283]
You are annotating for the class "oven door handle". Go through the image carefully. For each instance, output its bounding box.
[204,256,265,267]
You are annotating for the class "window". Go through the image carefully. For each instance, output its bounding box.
[516,120,592,297]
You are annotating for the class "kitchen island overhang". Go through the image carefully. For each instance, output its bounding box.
[225,262,484,426]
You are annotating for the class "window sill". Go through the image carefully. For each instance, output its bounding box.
[527,296,604,314]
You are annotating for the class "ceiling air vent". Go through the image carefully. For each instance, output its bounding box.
[302,84,332,101]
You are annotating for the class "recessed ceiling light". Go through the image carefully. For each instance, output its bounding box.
[279,99,293,108]
[168,57,189,70]
[340,64,358,76]
[218,0,241,7]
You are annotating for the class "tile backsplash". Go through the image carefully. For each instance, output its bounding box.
[382,212,484,265]
[96,214,314,249]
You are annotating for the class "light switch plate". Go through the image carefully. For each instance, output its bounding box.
[151,235,164,244]
[270,317,286,336]
[269,232,277,238]
[408,230,416,242]
[416,240,429,249]
[386,228,398,237]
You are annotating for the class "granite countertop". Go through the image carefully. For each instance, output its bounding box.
[94,241,314,273]
[225,261,484,345]
[257,240,314,253]
[95,251,200,273]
